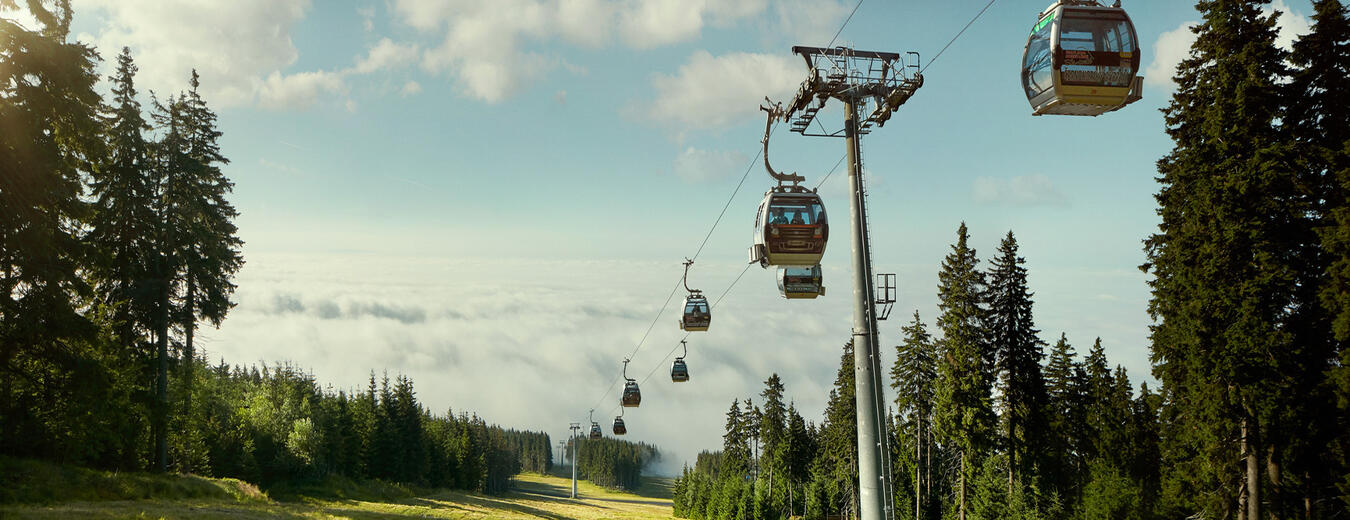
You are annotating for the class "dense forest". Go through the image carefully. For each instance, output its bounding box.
[563,436,661,491]
[0,1,558,494]
[674,1,1350,519]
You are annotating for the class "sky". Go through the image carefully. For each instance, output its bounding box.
[37,0,1318,475]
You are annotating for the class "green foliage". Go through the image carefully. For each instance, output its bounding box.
[986,232,1047,487]
[933,223,994,518]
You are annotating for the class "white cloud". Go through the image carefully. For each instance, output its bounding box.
[1145,1,1311,91]
[972,174,1068,207]
[390,0,811,104]
[644,51,802,132]
[74,0,422,110]
[1144,21,1197,90]
[673,147,749,183]
[401,80,423,97]
[1268,0,1311,51]
[257,70,345,110]
[352,38,419,75]
[76,0,313,107]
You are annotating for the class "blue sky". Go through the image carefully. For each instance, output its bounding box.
[58,0,1316,473]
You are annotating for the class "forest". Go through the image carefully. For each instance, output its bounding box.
[0,1,569,495]
[564,436,662,491]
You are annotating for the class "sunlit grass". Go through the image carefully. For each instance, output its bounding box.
[1,468,674,519]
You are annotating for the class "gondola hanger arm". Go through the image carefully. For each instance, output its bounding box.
[760,99,805,186]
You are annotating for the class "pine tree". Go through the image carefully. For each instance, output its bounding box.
[932,223,993,520]
[1144,1,1302,517]
[985,231,1046,492]
[892,311,937,520]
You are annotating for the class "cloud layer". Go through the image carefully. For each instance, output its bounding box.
[205,253,851,471]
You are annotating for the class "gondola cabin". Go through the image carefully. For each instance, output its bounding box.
[622,380,641,407]
[749,187,828,267]
[589,422,602,439]
[777,265,825,299]
[1021,1,1142,116]
[671,358,690,382]
[680,294,711,331]
[612,416,627,435]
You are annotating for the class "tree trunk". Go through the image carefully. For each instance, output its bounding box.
[1266,442,1280,520]
[916,419,922,520]
[958,452,967,520]
[155,269,169,473]
[181,275,194,473]
[1244,417,1261,520]
[1008,414,1016,496]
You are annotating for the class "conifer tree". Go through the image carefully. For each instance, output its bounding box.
[1042,333,1086,498]
[88,47,156,353]
[1144,1,1302,517]
[932,223,992,520]
[985,231,1046,491]
[892,311,937,520]
[0,0,103,461]
[1288,2,1350,513]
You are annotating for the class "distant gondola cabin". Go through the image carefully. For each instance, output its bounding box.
[622,380,641,407]
[671,358,690,382]
[612,416,627,435]
[680,294,711,331]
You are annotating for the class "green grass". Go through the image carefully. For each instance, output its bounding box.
[0,456,267,505]
[0,460,674,519]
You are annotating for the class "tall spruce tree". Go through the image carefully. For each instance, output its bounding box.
[173,72,242,470]
[1288,2,1350,513]
[985,231,1046,492]
[760,374,788,514]
[933,223,993,520]
[892,311,937,520]
[0,0,105,462]
[88,47,155,354]
[1042,333,1086,499]
[1144,1,1303,517]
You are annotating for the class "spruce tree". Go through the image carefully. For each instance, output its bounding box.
[0,0,103,462]
[1144,1,1302,517]
[1042,333,1085,498]
[932,223,993,520]
[88,47,156,354]
[1288,1,1350,513]
[985,231,1046,491]
[892,311,937,520]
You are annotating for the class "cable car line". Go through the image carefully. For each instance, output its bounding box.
[577,0,871,430]
[921,0,1000,74]
[814,154,848,190]
[636,263,754,388]
[827,0,866,49]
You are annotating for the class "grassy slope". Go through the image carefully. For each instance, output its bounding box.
[1,460,674,520]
